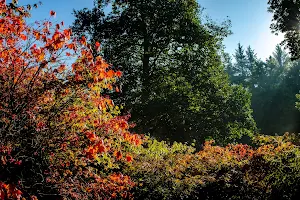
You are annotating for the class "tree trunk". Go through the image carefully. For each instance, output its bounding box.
[141,37,150,106]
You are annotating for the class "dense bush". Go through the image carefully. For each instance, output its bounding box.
[124,133,300,200]
[0,2,141,199]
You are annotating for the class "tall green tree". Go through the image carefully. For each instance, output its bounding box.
[73,0,208,105]
[146,44,256,144]
[277,61,300,133]
[254,45,293,134]
[229,44,259,88]
[232,43,249,85]
[222,52,234,77]
[246,46,257,75]
[72,0,256,145]
[268,0,300,60]
[230,44,298,135]
[262,45,291,89]
[272,44,290,69]
[269,1,300,131]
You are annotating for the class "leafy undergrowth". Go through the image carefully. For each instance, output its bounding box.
[2,132,300,199]
[124,133,300,200]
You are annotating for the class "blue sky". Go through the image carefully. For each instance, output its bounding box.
[17,0,283,60]
[200,0,284,60]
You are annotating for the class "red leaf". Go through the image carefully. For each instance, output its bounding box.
[126,154,133,162]
[20,34,27,41]
[50,10,56,17]
[107,70,114,78]
[115,71,122,78]
[95,41,100,48]
[114,151,122,160]
[57,64,66,73]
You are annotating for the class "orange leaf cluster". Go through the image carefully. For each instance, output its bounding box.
[0,182,22,200]
[0,1,140,199]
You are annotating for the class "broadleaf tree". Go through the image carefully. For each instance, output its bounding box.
[268,0,300,60]
[72,0,257,146]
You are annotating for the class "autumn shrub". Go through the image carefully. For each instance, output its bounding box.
[0,1,142,199]
[123,133,300,200]
[122,137,252,199]
[245,133,300,200]
[123,138,199,199]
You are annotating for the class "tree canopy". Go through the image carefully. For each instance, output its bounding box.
[226,43,300,135]
[72,0,256,146]
[268,0,300,60]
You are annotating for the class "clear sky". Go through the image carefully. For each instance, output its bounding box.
[17,0,283,61]
[200,0,284,60]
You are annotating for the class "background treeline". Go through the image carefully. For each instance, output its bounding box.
[224,43,300,135]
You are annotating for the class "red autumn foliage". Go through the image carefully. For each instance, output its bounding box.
[0,1,141,199]
[49,10,56,17]
[126,155,133,162]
